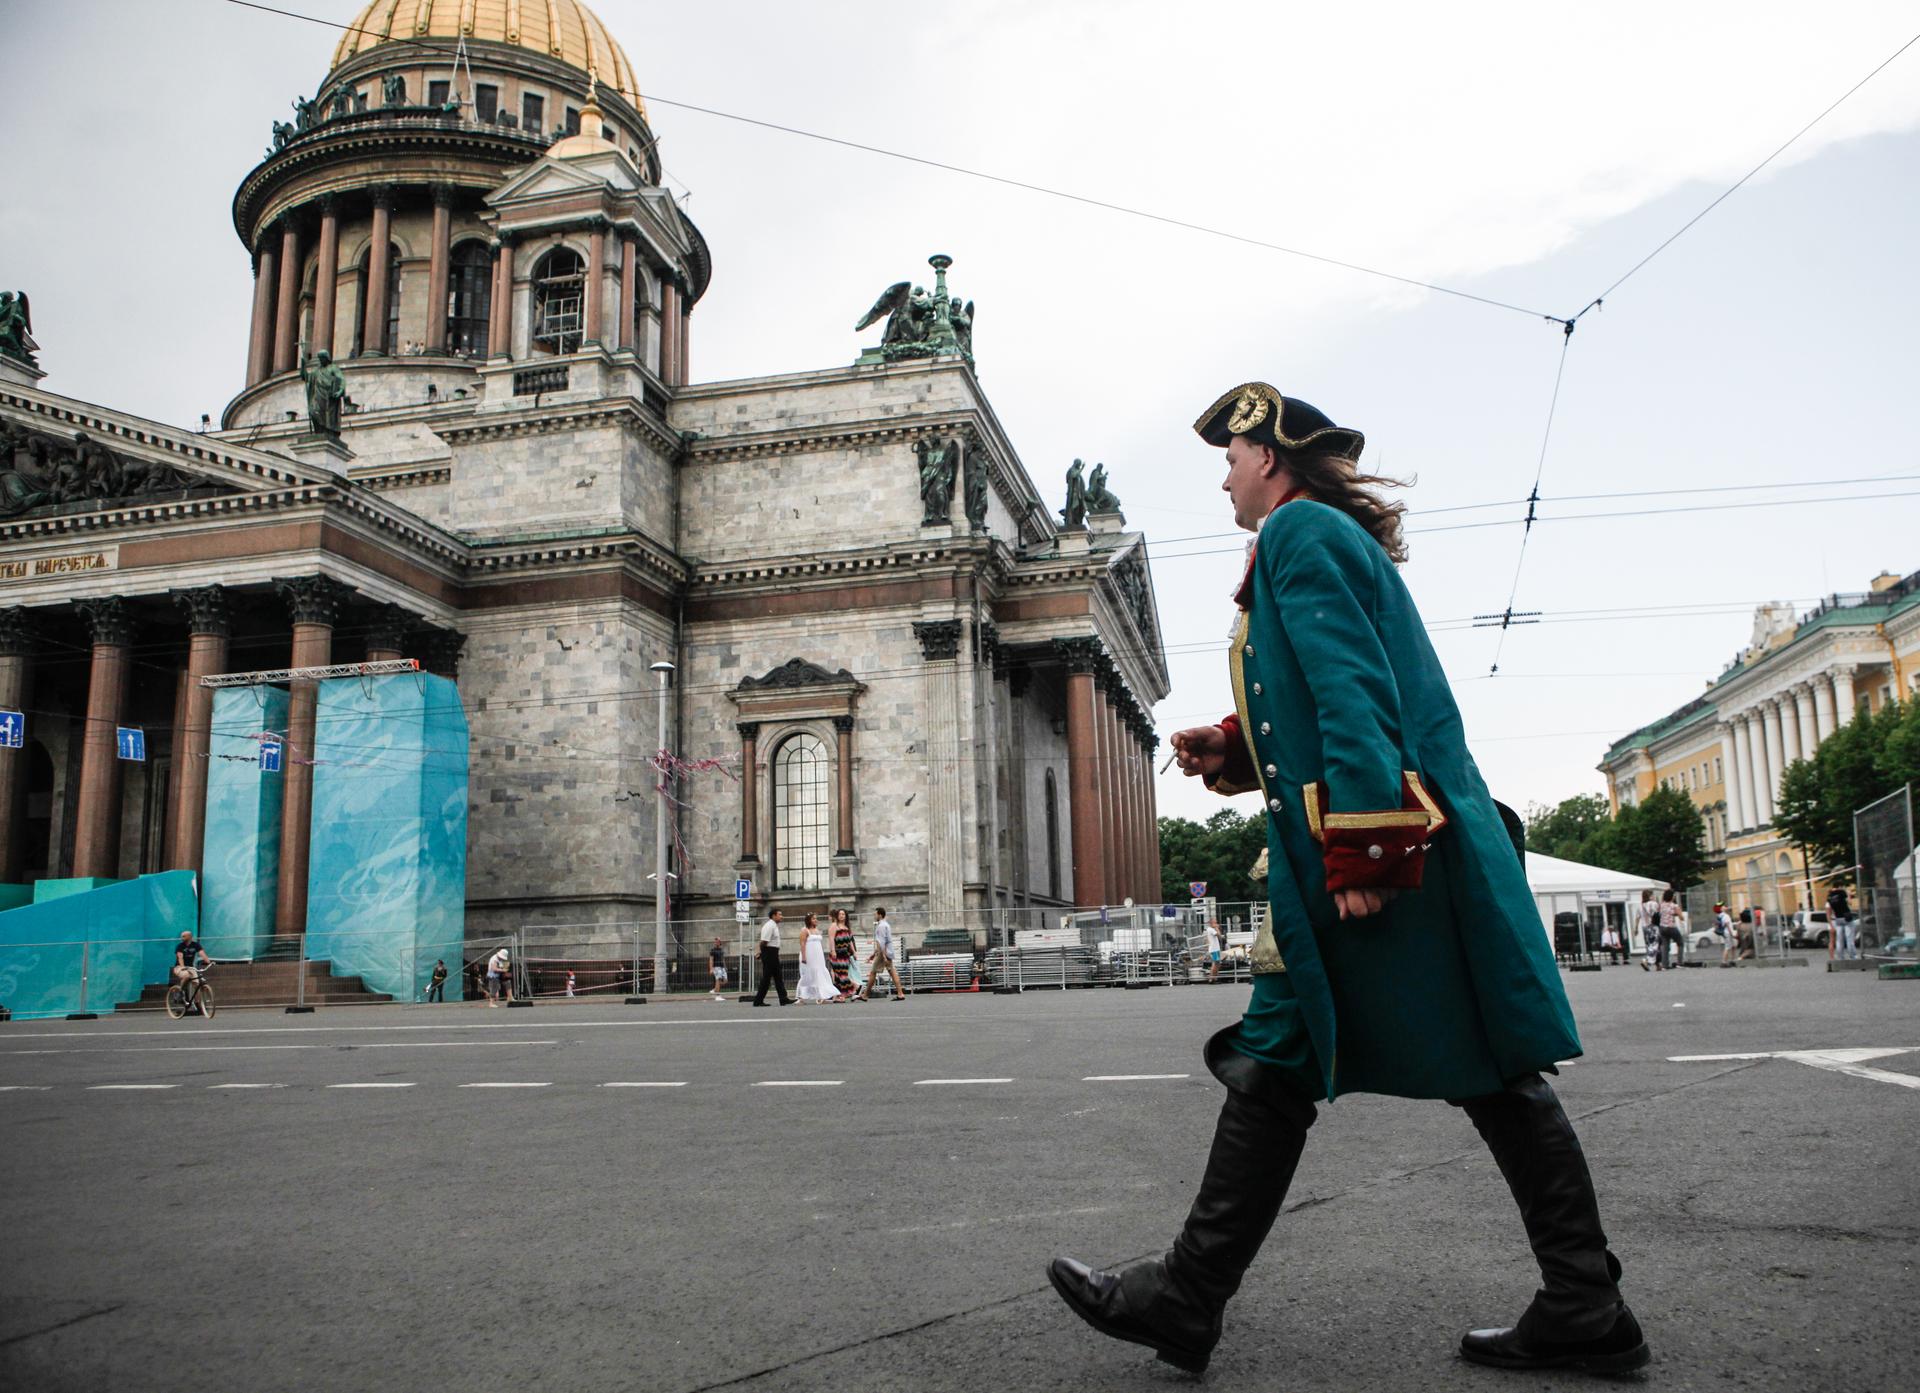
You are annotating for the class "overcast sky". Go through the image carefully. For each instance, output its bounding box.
[3,1,1917,828]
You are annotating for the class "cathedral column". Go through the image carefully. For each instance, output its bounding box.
[361,188,394,356]
[1129,722,1149,902]
[680,303,692,383]
[421,629,466,681]
[833,715,856,856]
[1007,666,1032,908]
[272,219,302,375]
[617,235,638,353]
[660,277,681,385]
[246,240,277,386]
[0,610,35,884]
[736,723,760,864]
[310,195,341,359]
[584,220,607,347]
[167,587,230,873]
[915,620,966,917]
[363,604,413,664]
[1055,638,1104,907]
[1090,675,1114,902]
[71,598,132,880]
[1147,733,1164,900]
[425,185,454,354]
[489,235,515,359]
[273,577,349,940]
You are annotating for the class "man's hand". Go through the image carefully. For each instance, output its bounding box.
[1333,888,1399,921]
[1169,725,1228,781]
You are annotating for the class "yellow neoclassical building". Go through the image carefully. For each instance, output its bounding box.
[1599,569,1920,911]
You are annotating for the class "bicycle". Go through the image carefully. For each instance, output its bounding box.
[166,963,216,1020]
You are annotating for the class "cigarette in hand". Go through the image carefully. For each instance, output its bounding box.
[1159,750,1178,774]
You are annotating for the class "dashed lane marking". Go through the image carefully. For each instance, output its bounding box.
[753,1080,843,1087]
[601,1081,688,1088]
[913,1078,1014,1086]
[0,1016,910,1041]
[3,1040,558,1056]
[1083,1073,1189,1082]
[210,1083,287,1089]
[459,1082,552,1089]
[87,1084,177,1090]
[0,1085,52,1091]
[326,1082,416,1089]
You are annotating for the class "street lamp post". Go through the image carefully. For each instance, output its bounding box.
[651,661,675,998]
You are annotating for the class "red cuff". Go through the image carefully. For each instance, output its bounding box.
[1305,774,1447,893]
[1206,713,1258,795]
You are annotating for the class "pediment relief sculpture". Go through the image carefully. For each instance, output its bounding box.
[736,657,861,691]
[0,420,233,520]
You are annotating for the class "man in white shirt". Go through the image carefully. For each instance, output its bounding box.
[855,907,907,1002]
[1205,920,1225,984]
[751,909,792,1007]
[485,946,512,1006]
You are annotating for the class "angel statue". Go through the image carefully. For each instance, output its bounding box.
[949,297,975,360]
[915,436,958,525]
[0,291,37,367]
[1086,462,1122,514]
[1059,459,1090,530]
[855,282,935,348]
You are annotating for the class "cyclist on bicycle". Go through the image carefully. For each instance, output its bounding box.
[172,931,210,991]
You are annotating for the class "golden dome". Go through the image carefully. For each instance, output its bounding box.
[331,0,645,118]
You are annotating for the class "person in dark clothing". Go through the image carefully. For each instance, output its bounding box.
[426,959,448,1003]
[751,909,791,1007]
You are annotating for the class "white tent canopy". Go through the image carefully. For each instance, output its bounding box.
[1525,852,1668,956]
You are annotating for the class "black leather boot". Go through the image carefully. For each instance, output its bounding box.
[1049,1029,1316,1375]
[1456,1074,1650,1373]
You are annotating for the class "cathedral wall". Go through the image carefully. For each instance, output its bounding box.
[678,439,921,563]
[460,597,674,942]
[1017,678,1074,904]
[448,419,671,538]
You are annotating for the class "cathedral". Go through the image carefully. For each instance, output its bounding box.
[0,0,1170,959]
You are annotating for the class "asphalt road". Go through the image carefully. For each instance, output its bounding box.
[2,965,1915,1393]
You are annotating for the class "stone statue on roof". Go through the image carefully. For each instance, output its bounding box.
[301,349,346,436]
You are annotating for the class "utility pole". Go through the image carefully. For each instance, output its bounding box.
[651,661,675,997]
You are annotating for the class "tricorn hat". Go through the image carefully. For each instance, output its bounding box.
[1193,382,1365,461]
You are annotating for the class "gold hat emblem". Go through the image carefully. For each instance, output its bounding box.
[1225,387,1272,436]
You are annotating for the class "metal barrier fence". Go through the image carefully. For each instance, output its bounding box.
[1855,785,1918,957]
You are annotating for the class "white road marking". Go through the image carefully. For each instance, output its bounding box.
[88,1084,177,1090]
[0,1016,910,1041]
[1,1040,558,1056]
[459,1082,551,1089]
[210,1083,286,1089]
[326,1082,416,1089]
[1785,1053,1920,1090]
[0,1085,52,1091]
[1669,1052,1779,1061]
[601,1081,688,1088]
[913,1078,1013,1086]
[753,1080,843,1087]
[888,1204,1113,1235]
[1084,1073,1189,1082]
[1668,1046,1920,1090]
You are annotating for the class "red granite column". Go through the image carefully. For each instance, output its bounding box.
[310,195,341,359]
[362,188,394,355]
[660,278,681,384]
[833,715,855,855]
[488,235,514,359]
[167,587,229,873]
[71,598,133,880]
[617,236,638,353]
[737,723,760,862]
[273,578,348,940]
[0,609,35,883]
[272,219,301,374]
[1146,733,1164,899]
[1118,716,1138,903]
[1056,639,1104,907]
[246,241,277,387]
[363,604,412,664]
[1131,726,1149,901]
[585,220,606,347]
[1095,679,1120,903]
[425,185,453,353]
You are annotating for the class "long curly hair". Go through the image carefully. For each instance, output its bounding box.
[1286,450,1413,564]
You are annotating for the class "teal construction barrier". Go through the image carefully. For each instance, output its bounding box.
[0,871,200,1019]
[303,673,468,1003]
[201,685,290,962]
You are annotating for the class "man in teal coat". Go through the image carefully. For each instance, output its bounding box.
[1049,383,1648,1375]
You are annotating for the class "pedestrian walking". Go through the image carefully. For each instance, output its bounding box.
[751,909,791,1007]
[855,907,906,1001]
[1827,885,1857,960]
[1204,919,1226,983]
[1715,904,1736,966]
[827,909,858,997]
[565,970,577,998]
[1656,891,1685,970]
[1636,890,1659,971]
[798,913,839,1003]
[485,945,512,1006]
[709,937,730,998]
[426,958,448,1003]
[1049,384,1645,1376]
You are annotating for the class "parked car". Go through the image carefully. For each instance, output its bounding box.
[1787,910,1831,949]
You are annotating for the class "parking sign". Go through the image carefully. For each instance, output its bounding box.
[735,878,752,901]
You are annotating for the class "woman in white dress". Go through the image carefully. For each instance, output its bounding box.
[797,913,841,1003]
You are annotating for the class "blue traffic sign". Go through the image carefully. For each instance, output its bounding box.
[734,878,753,901]
[116,727,145,762]
[259,738,284,774]
[0,709,22,749]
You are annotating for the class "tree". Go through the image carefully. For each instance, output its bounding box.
[1159,809,1267,907]
[1524,794,1616,865]
[1774,757,1832,866]
[1606,786,1712,890]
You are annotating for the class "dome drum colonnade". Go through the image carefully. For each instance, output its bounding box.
[229,3,705,427]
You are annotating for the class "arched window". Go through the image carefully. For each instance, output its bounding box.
[352,243,401,356]
[446,241,492,356]
[531,248,585,354]
[1045,769,1061,901]
[773,732,830,892]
